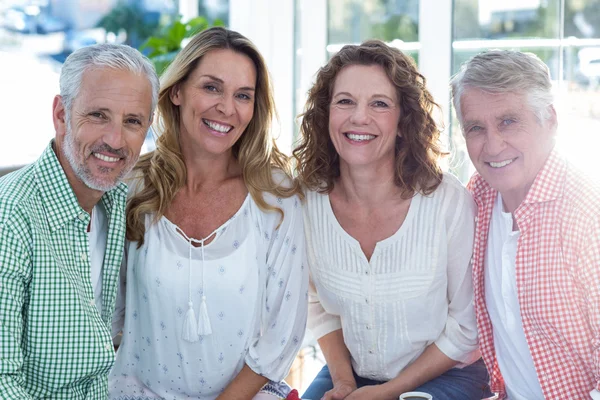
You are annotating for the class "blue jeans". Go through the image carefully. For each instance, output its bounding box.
[302,358,492,400]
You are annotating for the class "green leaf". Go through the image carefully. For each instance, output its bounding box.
[138,15,224,74]
[167,21,187,45]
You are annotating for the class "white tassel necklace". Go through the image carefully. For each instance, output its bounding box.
[176,223,229,343]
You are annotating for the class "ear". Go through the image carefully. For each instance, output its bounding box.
[547,105,558,130]
[170,84,182,106]
[52,95,67,139]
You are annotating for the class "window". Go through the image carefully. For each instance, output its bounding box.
[451,0,600,182]
[327,0,419,61]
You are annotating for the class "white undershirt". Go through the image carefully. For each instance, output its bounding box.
[485,194,544,400]
[485,195,600,400]
[88,202,108,314]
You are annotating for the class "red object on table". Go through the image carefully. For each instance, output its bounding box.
[286,389,301,400]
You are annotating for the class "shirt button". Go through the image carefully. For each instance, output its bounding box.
[90,299,95,307]
[80,252,87,262]
[105,343,112,351]
[366,324,371,330]
[368,349,374,354]
[365,270,369,275]
[365,298,369,304]
[78,212,87,221]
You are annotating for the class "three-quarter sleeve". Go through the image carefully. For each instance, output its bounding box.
[245,194,309,382]
[303,194,342,340]
[306,274,342,340]
[434,184,480,364]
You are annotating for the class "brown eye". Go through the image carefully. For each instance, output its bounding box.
[127,118,142,125]
[373,100,388,107]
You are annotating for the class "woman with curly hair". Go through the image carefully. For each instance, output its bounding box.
[109,27,308,400]
[295,40,491,400]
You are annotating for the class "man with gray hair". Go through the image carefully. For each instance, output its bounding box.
[0,43,159,398]
[451,50,600,399]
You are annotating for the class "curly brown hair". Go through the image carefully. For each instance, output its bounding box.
[293,40,446,197]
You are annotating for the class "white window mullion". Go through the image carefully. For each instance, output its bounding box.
[230,0,295,153]
[418,0,453,131]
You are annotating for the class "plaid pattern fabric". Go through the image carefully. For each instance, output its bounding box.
[468,150,600,399]
[0,141,128,399]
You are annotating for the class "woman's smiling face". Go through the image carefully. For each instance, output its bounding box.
[171,48,257,159]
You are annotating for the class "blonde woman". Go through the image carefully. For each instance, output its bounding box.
[109,27,308,400]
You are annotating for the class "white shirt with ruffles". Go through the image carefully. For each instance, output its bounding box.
[109,185,308,399]
[305,173,480,381]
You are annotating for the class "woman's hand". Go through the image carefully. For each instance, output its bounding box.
[320,379,356,400]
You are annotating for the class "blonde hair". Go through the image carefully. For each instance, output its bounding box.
[294,40,445,197]
[127,27,300,245]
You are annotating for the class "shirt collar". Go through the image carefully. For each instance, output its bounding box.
[521,149,566,205]
[34,140,128,232]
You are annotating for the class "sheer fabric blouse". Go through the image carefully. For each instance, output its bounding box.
[109,177,308,399]
[305,173,480,381]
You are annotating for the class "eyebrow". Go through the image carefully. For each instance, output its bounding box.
[94,107,148,121]
[462,120,480,129]
[332,91,395,102]
[463,112,519,128]
[495,112,518,120]
[199,74,256,92]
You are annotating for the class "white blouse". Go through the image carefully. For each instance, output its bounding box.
[109,187,308,400]
[304,173,480,381]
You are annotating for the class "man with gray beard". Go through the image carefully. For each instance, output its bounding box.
[0,43,159,399]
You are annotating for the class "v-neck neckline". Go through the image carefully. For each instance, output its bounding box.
[322,191,420,263]
[160,194,251,249]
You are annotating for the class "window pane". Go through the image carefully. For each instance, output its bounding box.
[328,0,419,44]
[327,0,419,63]
[559,0,600,181]
[454,0,560,40]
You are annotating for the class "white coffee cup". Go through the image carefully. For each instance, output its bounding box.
[399,392,433,400]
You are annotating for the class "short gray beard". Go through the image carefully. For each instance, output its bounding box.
[62,114,133,192]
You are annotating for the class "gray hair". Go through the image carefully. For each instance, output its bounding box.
[60,43,159,120]
[451,50,554,126]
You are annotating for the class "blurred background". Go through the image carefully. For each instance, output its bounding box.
[1,0,599,392]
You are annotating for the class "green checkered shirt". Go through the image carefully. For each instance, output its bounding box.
[0,141,127,399]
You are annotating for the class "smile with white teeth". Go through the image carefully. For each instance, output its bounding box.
[488,158,516,168]
[203,119,233,133]
[345,133,376,142]
[94,153,120,163]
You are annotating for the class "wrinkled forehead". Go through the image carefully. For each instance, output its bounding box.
[461,89,528,117]
[74,68,153,113]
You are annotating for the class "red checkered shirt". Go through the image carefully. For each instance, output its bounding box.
[468,150,600,399]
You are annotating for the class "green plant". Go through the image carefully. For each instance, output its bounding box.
[140,16,224,75]
[97,2,159,47]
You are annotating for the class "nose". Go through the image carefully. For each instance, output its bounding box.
[349,104,370,125]
[483,128,506,155]
[103,121,126,150]
[216,95,235,116]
